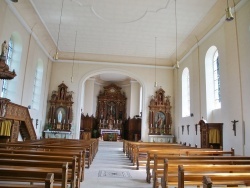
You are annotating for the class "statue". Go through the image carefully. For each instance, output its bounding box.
[58,110,62,123]
[1,40,8,57]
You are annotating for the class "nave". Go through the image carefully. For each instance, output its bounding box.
[81,141,152,188]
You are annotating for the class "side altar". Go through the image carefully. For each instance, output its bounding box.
[44,82,73,137]
[148,88,174,142]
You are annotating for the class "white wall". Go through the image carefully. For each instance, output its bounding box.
[0,1,52,139]
[176,1,250,155]
[49,62,173,140]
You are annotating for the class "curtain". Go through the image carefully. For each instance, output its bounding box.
[0,120,12,136]
[209,128,220,143]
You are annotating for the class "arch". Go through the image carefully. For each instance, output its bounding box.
[74,67,147,140]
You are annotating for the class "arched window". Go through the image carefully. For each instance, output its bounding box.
[205,46,221,112]
[213,50,221,109]
[1,38,13,98]
[182,67,190,117]
[1,33,22,103]
[32,59,44,110]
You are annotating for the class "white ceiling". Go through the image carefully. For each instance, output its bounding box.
[9,0,237,67]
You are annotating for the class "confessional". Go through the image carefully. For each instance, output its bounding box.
[198,119,223,149]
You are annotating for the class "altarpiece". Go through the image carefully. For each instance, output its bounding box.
[46,82,73,132]
[148,88,172,135]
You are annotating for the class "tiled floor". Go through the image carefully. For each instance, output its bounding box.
[80,141,153,188]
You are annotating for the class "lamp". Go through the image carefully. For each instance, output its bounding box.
[54,0,65,60]
[225,0,234,21]
[71,31,77,83]
[154,37,157,87]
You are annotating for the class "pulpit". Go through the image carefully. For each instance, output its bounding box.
[46,82,73,132]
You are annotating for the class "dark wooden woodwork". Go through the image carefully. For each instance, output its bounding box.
[96,84,126,127]
[199,119,223,149]
[0,98,36,142]
[79,114,98,139]
[148,88,172,135]
[123,117,141,141]
[47,82,73,131]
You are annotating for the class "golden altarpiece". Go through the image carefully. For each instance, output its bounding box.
[95,84,126,140]
[148,88,174,142]
[44,82,73,138]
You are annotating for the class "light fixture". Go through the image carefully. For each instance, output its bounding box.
[225,0,234,21]
[71,31,77,83]
[10,0,18,2]
[154,37,157,87]
[174,0,179,69]
[54,0,65,60]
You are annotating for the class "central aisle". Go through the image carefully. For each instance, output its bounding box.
[80,141,152,188]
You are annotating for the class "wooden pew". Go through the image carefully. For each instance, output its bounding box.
[159,155,250,188]
[0,163,69,188]
[202,175,250,188]
[177,165,250,188]
[131,143,192,169]
[148,148,235,182]
[0,138,98,169]
[0,153,79,188]
[0,157,77,188]
[0,173,54,188]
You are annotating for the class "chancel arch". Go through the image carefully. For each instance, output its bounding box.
[75,68,147,140]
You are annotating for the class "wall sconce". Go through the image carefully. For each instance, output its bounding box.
[187,125,190,135]
[181,125,184,135]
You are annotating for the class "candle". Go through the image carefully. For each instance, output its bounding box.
[54,119,55,123]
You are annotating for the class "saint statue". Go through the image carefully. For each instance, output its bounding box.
[58,110,62,123]
[1,40,8,57]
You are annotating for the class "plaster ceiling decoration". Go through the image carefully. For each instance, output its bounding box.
[9,0,240,66]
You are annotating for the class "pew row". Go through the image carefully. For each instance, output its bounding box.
[202,175,250,188]
[0,173,54,188]
[0,164,69,188]
[161,163,250,188]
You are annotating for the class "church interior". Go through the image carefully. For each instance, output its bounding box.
[0,0,250,187]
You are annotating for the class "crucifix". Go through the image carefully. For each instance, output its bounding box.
[231,120,238,136]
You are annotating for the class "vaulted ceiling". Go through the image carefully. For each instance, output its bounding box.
[8,0,238,67]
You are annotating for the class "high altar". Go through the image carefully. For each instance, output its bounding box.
[96,84,126,139]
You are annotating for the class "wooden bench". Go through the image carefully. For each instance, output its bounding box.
[202,175,250,188]
[0,163,69,188]
[0,173,54,188]
[158,155,250,188]
[161,163,250,188]
[0,152,80,188]
[147,148,235,183]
